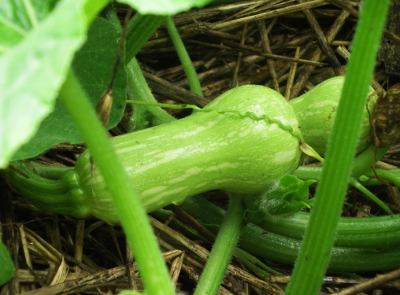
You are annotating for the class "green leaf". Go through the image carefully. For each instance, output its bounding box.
[260,175,316,218]
[0,240,14,286]
[0,0,59,54]
[0,0,90,168]
[117,0,214,15]
[12,16,127,160]
[244,176,316,223]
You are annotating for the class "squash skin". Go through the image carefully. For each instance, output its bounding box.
[75,85,302,223]
[289,76,377,156]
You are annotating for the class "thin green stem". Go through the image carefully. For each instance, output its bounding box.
[293,145,389,181]
[127,100,200,110]
[194,194,244,295]
[343,201,374,217]
[23,0,38,27]
[293,144,393,213]
[285,1,390,294]
[365,169,400,188]
[292,167,394,214]
[59,70,174,295]
[350,178,393,215]
[165,16,203,96]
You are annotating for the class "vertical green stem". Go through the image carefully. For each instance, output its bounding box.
[194,194,244,295]
[165,16,203,96]
[350,179,393,215]
[285,1,390,294]
[370,169,400,187]
[60,70,174,295]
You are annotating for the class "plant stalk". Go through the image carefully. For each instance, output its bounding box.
[165,16,203,96]
[194,194,244,295]
[59,70,175,295]
[285,1,391,294]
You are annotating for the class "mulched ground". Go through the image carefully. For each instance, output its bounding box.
[2,0,400,294]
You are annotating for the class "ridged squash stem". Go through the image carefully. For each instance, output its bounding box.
[165,16,203,96]
[285,1,391,294]
[59,70,175,295]
[4,163,85,217]
[180,195,400,272]
[194,194,244,295]
[257,209,400,249]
